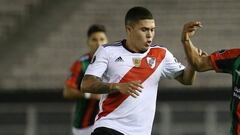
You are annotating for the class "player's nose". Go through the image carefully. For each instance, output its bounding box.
[96,40,102,46]
[146,31,153,39]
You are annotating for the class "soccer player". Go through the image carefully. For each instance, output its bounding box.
[81,7,196,135]
[181,21,240,135]
[63,24,108,135]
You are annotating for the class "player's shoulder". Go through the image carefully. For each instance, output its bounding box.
[78,54,90,62]
[150,43,168,51]
[213,48,240,55]
[70,54,90,70]
[102,40,123,48]
[210,48,240,65]
[150,44,175,59]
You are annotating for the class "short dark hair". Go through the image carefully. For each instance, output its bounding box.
[125,6,153,26]
[87,24,106,38]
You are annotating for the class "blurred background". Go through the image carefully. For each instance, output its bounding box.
[0,0,239,134]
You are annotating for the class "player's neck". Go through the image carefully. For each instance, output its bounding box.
[125,39,141,53]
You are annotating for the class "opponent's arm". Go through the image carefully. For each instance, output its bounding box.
[181,21,213,72]
[81,75,143,98]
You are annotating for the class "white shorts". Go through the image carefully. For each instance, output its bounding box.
[72,126,93,135]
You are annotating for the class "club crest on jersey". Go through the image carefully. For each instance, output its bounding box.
[147,57,156,69]
[132,57,141,67]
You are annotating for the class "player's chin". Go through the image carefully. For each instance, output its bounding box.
[143,43,150,49]
[140,46,149,52]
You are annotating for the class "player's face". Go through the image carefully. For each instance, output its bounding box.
[88,32,108,54]
[127,19,155,52]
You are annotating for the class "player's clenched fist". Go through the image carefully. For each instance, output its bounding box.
[182,21,203,41]
[110,81,143,98]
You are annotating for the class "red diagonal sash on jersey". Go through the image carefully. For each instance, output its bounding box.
[96,48,166,120]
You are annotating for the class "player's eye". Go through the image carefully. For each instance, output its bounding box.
[91,38,97,42]
[141,28,147,32]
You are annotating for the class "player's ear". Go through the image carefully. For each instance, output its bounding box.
[125,25,132,33]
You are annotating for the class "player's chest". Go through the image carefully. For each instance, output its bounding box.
[107,54,163,77]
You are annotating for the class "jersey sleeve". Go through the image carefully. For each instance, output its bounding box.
[85,46,109,78]
[161,49,185,79]
[65,60,83,89]
[210,48,240,73]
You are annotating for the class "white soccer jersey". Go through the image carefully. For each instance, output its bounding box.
[85,40,185,135]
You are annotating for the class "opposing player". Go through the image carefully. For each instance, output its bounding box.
[81,7,196,135]
[63,24,108,135]
[182,21,240,135]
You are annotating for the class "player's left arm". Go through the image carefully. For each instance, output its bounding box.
[181,21,214,72]
[175,64,196,85]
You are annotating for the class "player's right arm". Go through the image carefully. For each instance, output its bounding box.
[81,75,143,98]
[80,46,143,98]
[63,85,84,99]
[181,21,213,72]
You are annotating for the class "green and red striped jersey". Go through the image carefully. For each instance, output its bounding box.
[210,48,240,135]
[66,53,99,129]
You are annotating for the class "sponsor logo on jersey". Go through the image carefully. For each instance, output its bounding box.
[173,58,183,69]
[115,56,124,62]
[146,57,156,69]
[174,57,180,63]
[234,86,240,93]
[236,69,240,76]
[233,86,240,100]
[132,57,141,67]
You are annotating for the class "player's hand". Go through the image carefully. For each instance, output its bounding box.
[113,81,143,98]
[182,21,203,41]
